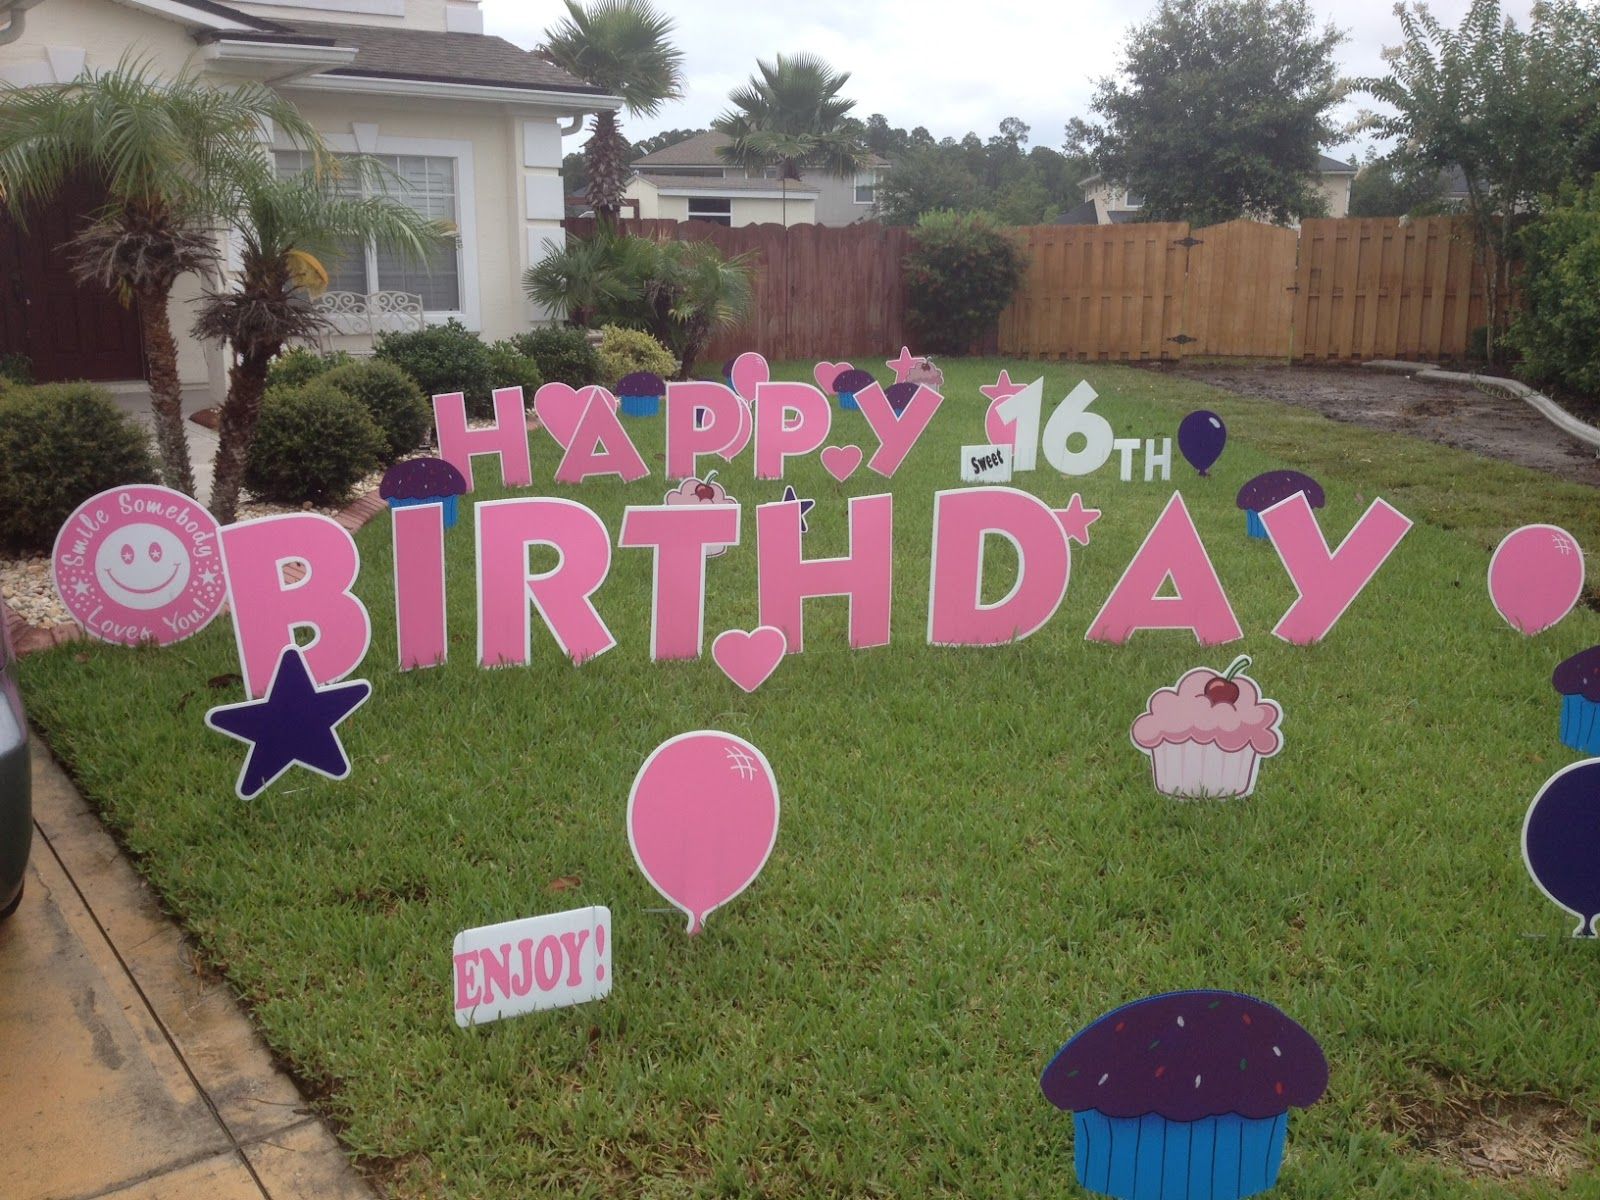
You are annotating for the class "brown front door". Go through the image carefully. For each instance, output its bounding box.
[0,178,145,382]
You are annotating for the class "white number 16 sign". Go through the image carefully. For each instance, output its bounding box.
[986,378,1114,476]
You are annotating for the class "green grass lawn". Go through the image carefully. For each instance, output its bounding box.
[19,358,1600,1198]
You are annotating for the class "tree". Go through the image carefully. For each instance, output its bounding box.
[1067,0,1345,226]
[523,228,650,328]
[638,239,756,379]
[876,147,983,225]
[193,158,447,523]
[540,0,684,228]
[712,53,870,227]
[1347,153,1446,217]
[1360,0,1600,360]
[0,60,322,495]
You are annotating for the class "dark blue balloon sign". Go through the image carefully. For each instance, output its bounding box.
[1523,759,1600,937]
[1179,410,1227,477]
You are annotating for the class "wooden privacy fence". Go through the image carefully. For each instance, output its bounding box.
[565,214,1490,365]
[997,215,1490,363]
[564,218,912,365]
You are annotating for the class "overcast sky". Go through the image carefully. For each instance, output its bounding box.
[483,0,1537,162]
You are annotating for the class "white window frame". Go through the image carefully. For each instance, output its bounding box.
[854,172,878,205]
[685,196,733,226]
[276,131,480,331]
[1120,190,1144,210]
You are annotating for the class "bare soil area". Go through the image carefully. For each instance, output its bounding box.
[1155,362,1600,489]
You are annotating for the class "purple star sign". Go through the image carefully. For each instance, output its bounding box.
[204,646,372,800]
[782,485,816,534]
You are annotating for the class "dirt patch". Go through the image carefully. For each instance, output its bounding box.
[1156,362,1600,490]
[1385,1084,1589,1184]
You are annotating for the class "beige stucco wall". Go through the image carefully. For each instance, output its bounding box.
[230,0,461,32]
[1317,174,1353,220]
[728,195,816,227]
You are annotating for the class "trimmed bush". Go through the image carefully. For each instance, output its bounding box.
[489,342,544,399]
[244,381,385,505]
[0,352,34,386]
[0,382,159,553]
[266,347,352,390]
[903,210,1028,354]
[375,319,495,418]
[596,324,677,387]
[509,326,601,387]
[320,359,432,461]
[1510,180,1600,397]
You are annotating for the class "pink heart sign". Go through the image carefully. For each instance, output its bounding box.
[712,626,788,692]
[533,383,614,449]
[820,444,863,482]
[813,360,853,393]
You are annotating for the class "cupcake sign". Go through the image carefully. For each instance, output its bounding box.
[1131,657,1284,798]
[1040,990,1328,1200]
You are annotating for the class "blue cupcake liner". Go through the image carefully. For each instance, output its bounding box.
[1074,1110,1288,1200]
[838,391,860,411]
[1245,510,1268,540]
[1560,694,1600,754]
[386,494,460,530]
[620,394,659,418]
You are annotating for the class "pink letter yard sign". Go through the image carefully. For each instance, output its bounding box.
[452,905,611,1027]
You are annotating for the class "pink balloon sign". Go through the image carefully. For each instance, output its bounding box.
[1489,525,1585,635]
[627,731,779,935]
[52,484,227,647]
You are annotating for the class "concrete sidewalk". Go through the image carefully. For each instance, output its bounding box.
[0,741,375,1200]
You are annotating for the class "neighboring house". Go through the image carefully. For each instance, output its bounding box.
[1060,155,1358,226]
[624,130,889,228]
[0,0,620,388]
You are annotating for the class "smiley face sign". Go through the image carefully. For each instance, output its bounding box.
[54,485,227,646]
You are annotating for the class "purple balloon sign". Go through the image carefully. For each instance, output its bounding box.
[1523,759,1600,937]
[1178,411,1227,477]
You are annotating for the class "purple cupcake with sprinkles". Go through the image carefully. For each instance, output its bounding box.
[617,371,665,418]
[833,367,874,412]
[380,457,468,529]
[1235,471,1324,541]
[1553,646,1600,754]
[1041,990,1328,1200]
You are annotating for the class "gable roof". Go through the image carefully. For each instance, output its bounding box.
[198,19,603,94]
[1316,154,1356,174]
[633,130,890,170]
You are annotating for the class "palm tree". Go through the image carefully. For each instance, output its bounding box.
[0,60,323,495]
[641,239,756,379]
[712,53,870,227]
[194,157,450,523]
[540,0,684,229]
[522,228,647,328]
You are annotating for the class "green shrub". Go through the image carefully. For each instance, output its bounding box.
[375,319,495,418]
[244,381,385,505]
[596,324,677,387]
[320,359,431,461]
[509,326,601,387]
[903,210,1028,354]
[1510,181,1600,397]
[0,382,158,553]
[489,341,544,398]
[266,347,351,390]
[0,352,34,386]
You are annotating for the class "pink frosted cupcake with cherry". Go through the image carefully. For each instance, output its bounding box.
[1131,656,1283,798]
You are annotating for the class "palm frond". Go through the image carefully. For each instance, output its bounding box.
[541,0,684,116]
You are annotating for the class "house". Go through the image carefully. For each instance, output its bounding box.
[0,0,620,388]
[1060,155,1359,225]
[623,130,890,228]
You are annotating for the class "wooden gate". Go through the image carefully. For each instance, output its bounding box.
[997,223,1191,361]
[1293,216,1487,361]
[1183,219,1299,358]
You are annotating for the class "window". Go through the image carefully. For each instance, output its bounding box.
[854,173,877,205]
[686,196,733,226]
[1122,190,1144,209]
[275,150,462,314]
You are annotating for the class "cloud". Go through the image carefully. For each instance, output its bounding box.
[486,0,1539,159]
